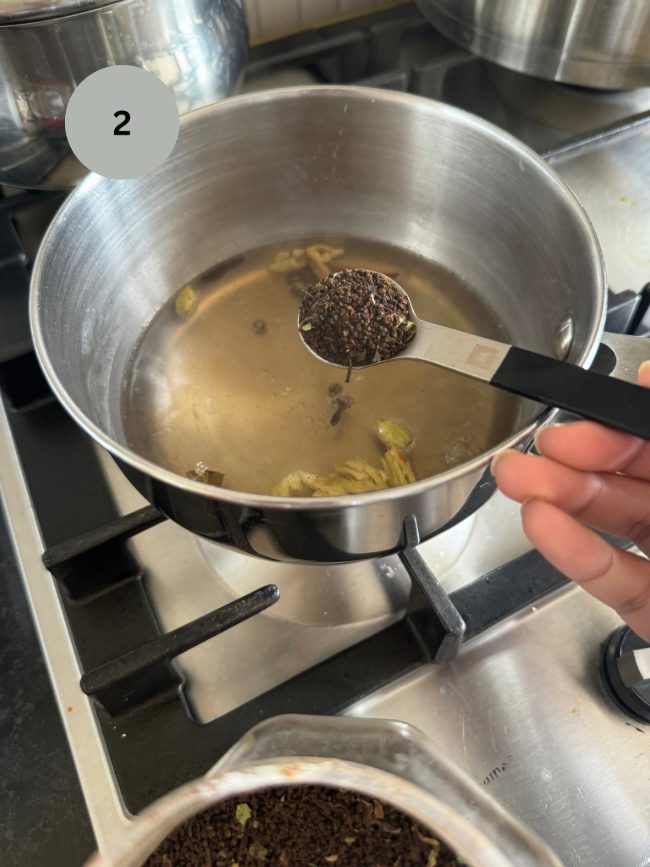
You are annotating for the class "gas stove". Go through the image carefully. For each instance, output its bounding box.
[1,6,650,866]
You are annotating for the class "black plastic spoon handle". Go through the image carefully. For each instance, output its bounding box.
[492,346,650,440]
[402,318,650,440]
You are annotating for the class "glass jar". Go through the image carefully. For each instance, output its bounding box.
[87,714,563,867]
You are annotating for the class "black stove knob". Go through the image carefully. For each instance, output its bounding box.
[602,626,650,724]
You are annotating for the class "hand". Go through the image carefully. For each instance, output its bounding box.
[492,361,650,642]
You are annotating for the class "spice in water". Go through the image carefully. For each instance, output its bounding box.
[186,461,224,487]
[299,269,415,367]
[330,394,354,427]
[271,419,416,497]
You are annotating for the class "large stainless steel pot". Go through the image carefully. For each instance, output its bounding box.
[417,0,650,89]
[0,0,247,189]
[86,715,562,867]
[29,86,649,564]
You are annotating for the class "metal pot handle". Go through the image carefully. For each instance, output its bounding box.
[598,331,650,383]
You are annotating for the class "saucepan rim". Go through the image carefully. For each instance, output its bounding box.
[29,85,606,512]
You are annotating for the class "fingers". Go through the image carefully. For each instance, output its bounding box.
[522,500,650,642]
[493,360,650,639]
[535,422,650,480]
[492,450,650,553]
[534,359,650,480]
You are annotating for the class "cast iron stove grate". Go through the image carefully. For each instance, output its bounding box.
[39,502,576,813]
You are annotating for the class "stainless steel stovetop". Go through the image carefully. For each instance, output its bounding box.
[1,8,649,866]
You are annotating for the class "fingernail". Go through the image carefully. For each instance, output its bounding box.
[490,448,517,474]
[639,359,650,376]
[533,422,570,451]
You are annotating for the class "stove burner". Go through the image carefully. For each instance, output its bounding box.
[197,487,480,629]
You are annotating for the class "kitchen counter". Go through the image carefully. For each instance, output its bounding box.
[0,512,95,867]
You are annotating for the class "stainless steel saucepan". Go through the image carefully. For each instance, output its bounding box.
[417,0,650,90]
[0,0,247,189]
[29,86,650,563]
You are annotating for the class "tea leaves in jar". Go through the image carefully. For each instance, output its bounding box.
[143,785,467,867]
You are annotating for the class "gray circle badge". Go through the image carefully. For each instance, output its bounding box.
[65,66,179,180]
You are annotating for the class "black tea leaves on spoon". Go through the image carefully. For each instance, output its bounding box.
[299,269,416,367]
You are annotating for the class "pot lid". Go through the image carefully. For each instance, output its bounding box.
[0,0,118,24]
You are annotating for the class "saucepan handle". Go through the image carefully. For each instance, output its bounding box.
[598,331,650,384]
[490,334,650,440]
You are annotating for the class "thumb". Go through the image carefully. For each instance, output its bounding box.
[638,360,650,388]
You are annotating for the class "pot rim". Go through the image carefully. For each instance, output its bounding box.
[29,85,607,513]
[85,756,546,867]
[0,0,127,26]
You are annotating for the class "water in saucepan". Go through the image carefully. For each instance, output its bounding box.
[122,237,520,495]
